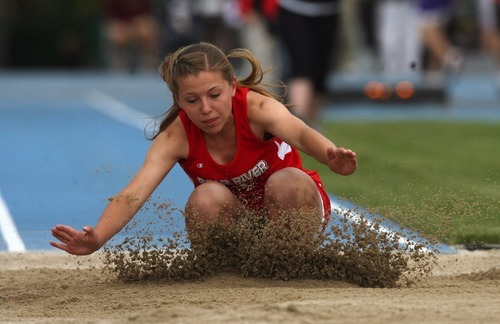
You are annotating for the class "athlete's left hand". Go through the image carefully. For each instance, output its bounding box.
[327,147,357,175]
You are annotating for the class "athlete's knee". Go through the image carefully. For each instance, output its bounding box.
[185,182,238,225]
[265,168,324,236]
[265,168,319,208]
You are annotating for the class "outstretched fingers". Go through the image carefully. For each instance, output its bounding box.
[51,225,78,244]
[327,147,358,175]
[50,224,98,255]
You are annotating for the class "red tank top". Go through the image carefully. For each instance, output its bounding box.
[179,87,330,217]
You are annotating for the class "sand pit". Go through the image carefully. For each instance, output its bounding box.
[1,248,499,323]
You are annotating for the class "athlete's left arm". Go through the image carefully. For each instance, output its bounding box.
[247,91,357,175]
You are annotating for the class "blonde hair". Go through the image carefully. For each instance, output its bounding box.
[150,42,284,139]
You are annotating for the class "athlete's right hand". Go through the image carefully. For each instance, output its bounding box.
[50,224,101,255]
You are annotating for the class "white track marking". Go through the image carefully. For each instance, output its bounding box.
[329,199,431,253]
[86,90,148,131]
[0,189,26,252]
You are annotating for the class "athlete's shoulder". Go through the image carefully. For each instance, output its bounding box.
[246,89,276,109]
[154,116,188,160]
[246,90,286,119]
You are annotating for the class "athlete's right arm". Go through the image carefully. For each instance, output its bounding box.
[50,118,188,255]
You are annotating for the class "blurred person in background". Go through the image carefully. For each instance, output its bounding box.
[162,0,242,57]
[477,0,500,92]
[191,0,241,53]
[162,0,197,54]
[377,0,421,78]
[338,0,378,75]
[276,0,340,127]
[417,0,464,85]
[238,0,281,88]
[104,0,161,72]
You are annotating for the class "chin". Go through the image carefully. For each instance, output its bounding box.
[202,126,223,135]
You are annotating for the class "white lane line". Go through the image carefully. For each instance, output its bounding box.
[329,199,431,253]
[86,90,149,131]
[0,189,26,252]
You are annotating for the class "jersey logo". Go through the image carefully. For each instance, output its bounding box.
[196,160,269,187]
[274,141,292,160]
[197,163,204,168]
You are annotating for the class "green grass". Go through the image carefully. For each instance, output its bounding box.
[302,121,500,245]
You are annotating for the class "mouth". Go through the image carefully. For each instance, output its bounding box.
[202,117,218,127]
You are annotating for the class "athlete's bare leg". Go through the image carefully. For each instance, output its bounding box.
[184,182,240,244]
[264,167,323,235]
[185,169,324,247]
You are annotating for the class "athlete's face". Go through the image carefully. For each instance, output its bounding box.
[176,71,236,135]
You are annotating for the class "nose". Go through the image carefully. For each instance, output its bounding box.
[200,98,212,114]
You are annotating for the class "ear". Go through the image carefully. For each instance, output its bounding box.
[173,94,182,109]
[230,77,237,97]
